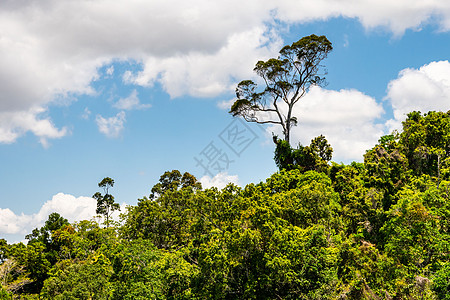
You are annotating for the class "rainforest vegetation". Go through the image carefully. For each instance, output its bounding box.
[1,35,450,299]
[1,110,450,299]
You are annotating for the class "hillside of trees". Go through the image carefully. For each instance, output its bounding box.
[1,110,450,299]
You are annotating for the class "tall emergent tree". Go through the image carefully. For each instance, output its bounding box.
[93,177,120,227]
[229,34,332,144]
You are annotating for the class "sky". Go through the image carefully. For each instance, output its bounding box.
[1,0,450,243]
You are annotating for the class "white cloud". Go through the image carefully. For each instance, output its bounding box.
[1,0,450,143]
[200,172,240,189]
[0,107,67,146]
[126,27,283,98]
[0,0,275,142]
[217,98,236,110]
[0,193,94,236]
[113,90,151,110]
[81,107,91,120]
[274,0,450,36]
[385,60,450,131]
[269,86,385,162]
[106,66,114,76]
[0,192,127,241]
[96,111,126,138]
[36,193,97,225]
[343,34,349,48]
[0,208,32,235]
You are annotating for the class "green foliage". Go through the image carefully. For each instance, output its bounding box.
[107,239,197,299]
[122,188,198,249]
[433,262,450,299]
[274,135,333,173]
[41,255,113,300]
[121,170,204,248]
[400,111,450,178]
[0,239,8,264]
[150,170,201,199]
[26,212,69,248]
[0,256,31,297]
[7,109,450,299]
[272,170,341,229]
[190,170,342,299]
[330,163,385,243]
[0,286,12,299]
[12,213,70,292]
[52,220,110,260]
[338,238,387,298]
[364,135,409,210]
[3,215,118,298]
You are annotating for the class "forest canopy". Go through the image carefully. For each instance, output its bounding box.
[1,110,450,299]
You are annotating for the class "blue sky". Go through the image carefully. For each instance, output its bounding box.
[1,0,450,242]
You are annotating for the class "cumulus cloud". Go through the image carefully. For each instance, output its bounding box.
[385,60,450,131]
[217,98,236,110]
[0,192,127,241]
[0,107,67,146]
[200,172,240,189]
[81,107,91,120]
[96,111,126,138]
[0,193,94,236]
[269,86,385,162]
[113,90,151,110]
[0,0,275,142]
[126,27,283,98]
[106,66,115,76]
[1,0,450,143]
[274,0,450,36]
[0,208,32,236]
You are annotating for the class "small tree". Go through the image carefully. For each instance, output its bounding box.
[230,34,332,144]
[93,177,120,227]
[274,135,333,172]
